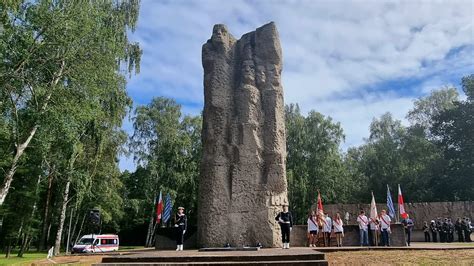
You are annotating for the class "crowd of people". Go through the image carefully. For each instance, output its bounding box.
[423,217,472,243]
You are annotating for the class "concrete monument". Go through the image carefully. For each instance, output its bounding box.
[198,22,288,248]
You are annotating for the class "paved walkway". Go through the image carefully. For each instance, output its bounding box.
[313,242,474,252]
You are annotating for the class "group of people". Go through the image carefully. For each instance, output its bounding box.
[306,211,345,247]
[276,206,344,248]
[423,217,472,243]
[356,209,396,246]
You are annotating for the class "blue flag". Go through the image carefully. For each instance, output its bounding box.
[386,185,396,218]
[162,194,173,223]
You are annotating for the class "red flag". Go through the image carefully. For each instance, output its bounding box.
[398,184,408,219]
[317,190,324,215]
[156,192,163,223]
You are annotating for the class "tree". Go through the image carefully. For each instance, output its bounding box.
[285,104,349,223]
[0,0,141,205]
[430,74,474,200]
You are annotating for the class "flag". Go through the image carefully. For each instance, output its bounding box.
[155,192,163,223]
[162,194,173,223]
[370,192,378,221]
[386,185,396,218]
[316,190,324,215]
[398,184,408,219]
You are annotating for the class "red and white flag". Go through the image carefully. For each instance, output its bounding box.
[398,184,408,219]
[156,191,163,223]
[316,190,324,215]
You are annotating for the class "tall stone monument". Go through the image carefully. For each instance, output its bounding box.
[198,22,288,248]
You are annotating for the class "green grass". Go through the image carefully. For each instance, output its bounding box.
[0,252,47,265]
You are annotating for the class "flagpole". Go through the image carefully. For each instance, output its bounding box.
[397,184,400,224]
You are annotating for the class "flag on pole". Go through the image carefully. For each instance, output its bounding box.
[316,190,324,215]
[398,184,408,219]
[386,185,396,219]
[155,192,163,223]
[370,192,378,221]
[162,194,173,223]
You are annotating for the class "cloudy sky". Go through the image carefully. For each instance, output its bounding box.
[120,0,474,171]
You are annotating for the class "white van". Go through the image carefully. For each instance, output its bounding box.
[72,234,119,253]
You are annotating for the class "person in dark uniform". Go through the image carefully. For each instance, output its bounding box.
[436,218,444,242]
[275,205,293,249]
[441,218,449,242]
[422,221,430,242]
[174,206,187,251]
[430,220,438,242]
[463,217,472,242]
[447,219,454,243]
[455,217,464,242]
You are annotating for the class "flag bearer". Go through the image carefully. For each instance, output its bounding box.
[356,210,369,246]
[401,214,414,246]
[322,213,333,247]
[276,205,293,249]
[174,207,187,251]
[379,210,392,246]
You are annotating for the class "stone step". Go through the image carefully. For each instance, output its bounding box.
[94,260,328,266]
[101,253,325,263]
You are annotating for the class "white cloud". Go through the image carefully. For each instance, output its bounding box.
[120,0,474,171]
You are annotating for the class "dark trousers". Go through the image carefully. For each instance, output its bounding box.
[281,224,290,243]
[439,232,445,242]
[447,233,453,243]
[324,232,331,247]
[381,229,390,246]
[431,231,437,242]
[405,230,411,246]
[465,230,472,242]
[424,232,430,242]
[457,231,464,242]
[176,226,185,245]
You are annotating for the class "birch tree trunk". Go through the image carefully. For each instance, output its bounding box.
[39,171,54,251]
[54,180,70,255]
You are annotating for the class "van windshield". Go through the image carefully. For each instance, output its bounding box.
[77,238,94,245]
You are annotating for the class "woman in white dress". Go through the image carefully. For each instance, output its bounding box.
[333,212,344,247]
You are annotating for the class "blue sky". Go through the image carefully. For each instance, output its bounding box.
[120,0,474,171]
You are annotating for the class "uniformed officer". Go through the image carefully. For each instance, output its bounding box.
[422,221,430,242]
[436,218,444,242]
[275,205,293,249]
[429,220,438,242]
[174,207,187,251]
[455,217,464,242]
[447,219,455,243]
[441,218,449,242]
[463,218,472,242]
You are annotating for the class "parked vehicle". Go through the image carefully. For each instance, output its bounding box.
[72,234,119,253]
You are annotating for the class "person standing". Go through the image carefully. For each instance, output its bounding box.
[369,216,380,246]
[401,214,414,246]
[356,210,369,246]
[307,211,318,247]
[276,205,293,249]
[174,207,187,251]
[441,218,449,243]
[333,213,344,247]
[436,218,444,242]
[463,218,472,242]
[447,219,455,243]
[430,220,438,242]
[455,217,464,242]
[322,213,333,247]
[422,221,430,242]
[379,210,391,247]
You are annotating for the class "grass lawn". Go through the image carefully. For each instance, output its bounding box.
[0,252,47,266]
[326,249,474,265]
